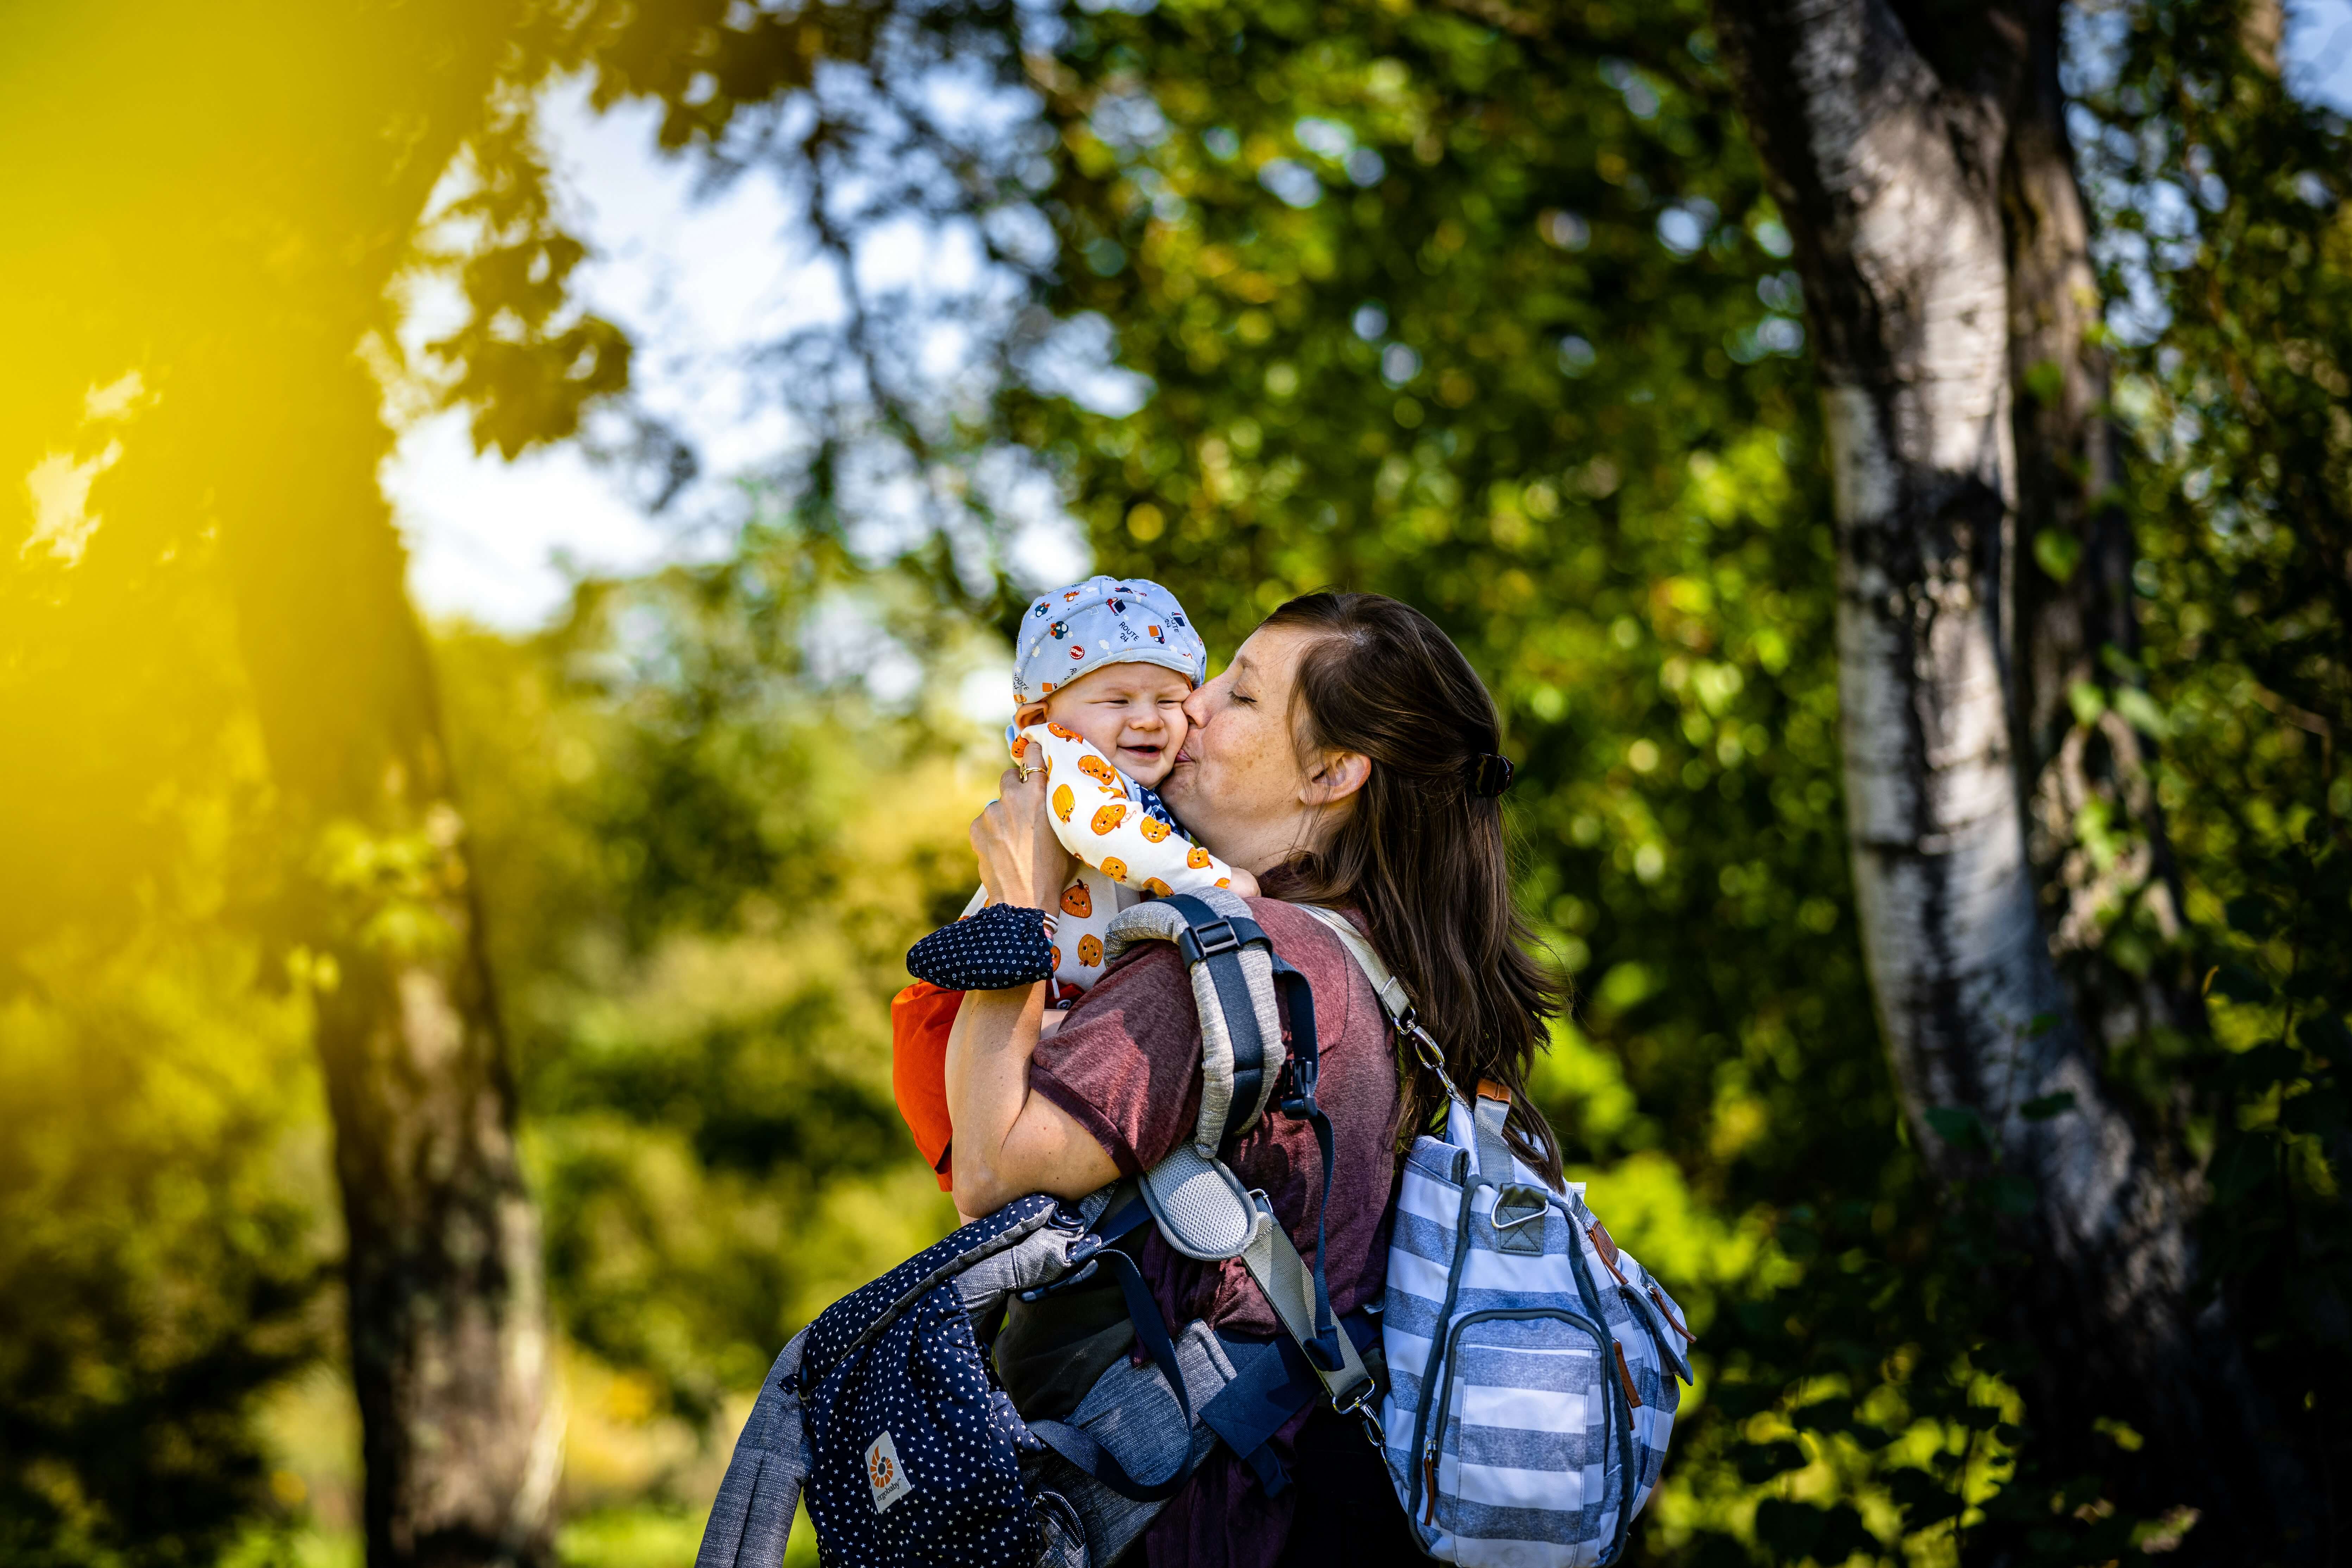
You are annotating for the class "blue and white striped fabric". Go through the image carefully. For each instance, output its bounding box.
[1381,1096,1694,1566]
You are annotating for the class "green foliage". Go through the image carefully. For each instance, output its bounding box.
[2077,0,2352,1507]
[436,528,998,1423]
[0,922,328,1567]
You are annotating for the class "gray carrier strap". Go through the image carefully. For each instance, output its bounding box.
[1106,888,1286,1156]
[1115,892,1374,1411]
[694,1328,810,1568]
[1294,905,1514,1181]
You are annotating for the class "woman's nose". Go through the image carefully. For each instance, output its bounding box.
[1181,685,1210,727]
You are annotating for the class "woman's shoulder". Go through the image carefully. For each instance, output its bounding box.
[1243,899,1383,1033]
[1242,896,1368,949]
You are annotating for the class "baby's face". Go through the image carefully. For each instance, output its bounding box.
[1026,662,1193,786]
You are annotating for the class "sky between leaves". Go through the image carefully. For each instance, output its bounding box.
[389,0,2352,633]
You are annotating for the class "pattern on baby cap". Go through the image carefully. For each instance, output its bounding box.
[1013,575,1208,705]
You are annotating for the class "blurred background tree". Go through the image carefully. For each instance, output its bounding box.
[3,2,2346,1567]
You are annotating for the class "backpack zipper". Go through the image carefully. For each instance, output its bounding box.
[1562,1216,1640,1564]
[1404,1146,1477,1527]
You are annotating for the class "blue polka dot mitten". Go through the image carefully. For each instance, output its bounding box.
[905,903,1054,991]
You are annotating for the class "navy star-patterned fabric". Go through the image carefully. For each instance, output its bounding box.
[799,1199,1063,1566]
[906,902,1055,992]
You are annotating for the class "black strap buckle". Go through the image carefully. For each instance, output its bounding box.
[1179,918,1241,962]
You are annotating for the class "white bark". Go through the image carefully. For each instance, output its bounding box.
[1715,0,2319,1538]
[1729,0,2191,1385]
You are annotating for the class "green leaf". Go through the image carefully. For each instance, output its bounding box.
[1736,1438,1809,1485]
[2114,684,2169,737]
[2020,1090,2077,1121]
[2067,679,2107,726]
[2023,358,2066,406]
[2037,527,2084,583]
[1923,1105,1990,1153]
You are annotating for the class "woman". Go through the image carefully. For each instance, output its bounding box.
[948,592,1565,1567]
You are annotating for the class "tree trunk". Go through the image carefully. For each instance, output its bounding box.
[215,350,560,1568]
[198,11,560,1563]
[1712,0,2316,1551]
[11,4,572,1560]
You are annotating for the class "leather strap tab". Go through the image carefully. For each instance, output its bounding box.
[1475,1078,1512,1104]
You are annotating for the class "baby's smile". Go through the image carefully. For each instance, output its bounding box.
[1115,733,1169,778]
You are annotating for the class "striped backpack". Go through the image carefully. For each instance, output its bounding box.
[1298,908,1695,1567]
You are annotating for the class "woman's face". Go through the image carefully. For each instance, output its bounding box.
[1161,622,1345,874]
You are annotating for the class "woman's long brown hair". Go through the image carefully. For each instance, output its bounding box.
[1262,591,1568,1186]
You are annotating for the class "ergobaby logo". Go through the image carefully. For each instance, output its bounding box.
[865,1430,913,1512]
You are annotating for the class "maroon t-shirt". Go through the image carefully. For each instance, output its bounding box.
[1030,899,1402,1567]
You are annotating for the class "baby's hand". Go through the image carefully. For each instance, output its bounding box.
[1225,866,1261,899]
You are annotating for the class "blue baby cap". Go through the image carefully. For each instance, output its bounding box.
[1014,575,1208,705]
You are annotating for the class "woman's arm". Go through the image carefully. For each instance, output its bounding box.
[947,765,1122,1215]
[944,986,1119,1213]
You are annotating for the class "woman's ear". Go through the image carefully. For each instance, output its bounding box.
[1302,749,1371,807]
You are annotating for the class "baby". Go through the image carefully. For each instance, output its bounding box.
[892,574,1246,1186]
[990,577,1249,985]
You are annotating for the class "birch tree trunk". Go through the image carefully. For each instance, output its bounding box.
[1712,0,2316,1550]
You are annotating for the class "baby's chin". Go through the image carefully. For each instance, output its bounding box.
[1118,754,1175,789]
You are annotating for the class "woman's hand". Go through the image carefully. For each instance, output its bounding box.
[971,765,1072,911]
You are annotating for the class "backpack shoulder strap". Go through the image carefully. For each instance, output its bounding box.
[1292,903,1412,1029]
[1293,904,1516,1185]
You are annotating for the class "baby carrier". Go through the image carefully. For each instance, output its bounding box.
[694,891,1690,1568]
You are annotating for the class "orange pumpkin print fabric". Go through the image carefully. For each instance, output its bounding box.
[971,721,1241,1001]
